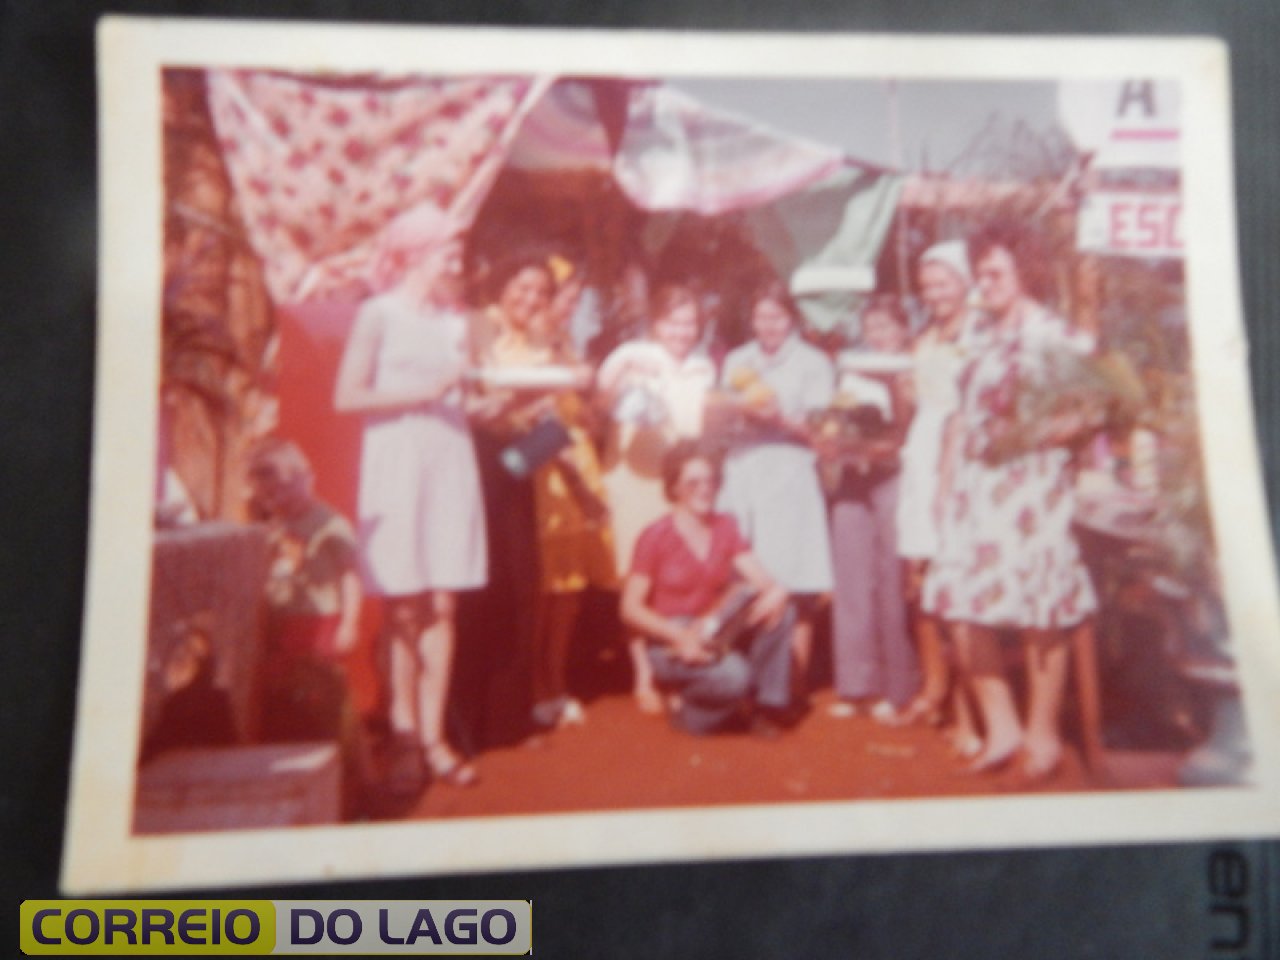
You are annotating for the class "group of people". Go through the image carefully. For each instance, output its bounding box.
[248,199,1104,799]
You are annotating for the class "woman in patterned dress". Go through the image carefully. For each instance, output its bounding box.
[923,221,1098,780]
[479,254,617,731]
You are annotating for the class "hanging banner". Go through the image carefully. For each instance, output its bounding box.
[1077,190,1183,259]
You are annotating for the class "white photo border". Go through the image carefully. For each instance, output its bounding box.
[65,16,1280,892]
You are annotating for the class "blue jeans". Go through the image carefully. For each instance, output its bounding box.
[646,605,794,734]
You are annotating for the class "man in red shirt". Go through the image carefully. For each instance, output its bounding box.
[621,441,793,735]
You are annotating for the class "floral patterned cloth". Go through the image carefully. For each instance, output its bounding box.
[206,71,547,303]
[922,304,1098,629]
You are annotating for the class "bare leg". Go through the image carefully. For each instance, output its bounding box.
[386,598,423,738]
[1070,618,1105,773]
[955,622,1022,771]
[419,591,476,785]
[901,602,948,724]
[629,636,662,714]
[916,615,948,704]
[790,613,814,705]
[1022,628,1069,780]
[938,617,982,755]
[946,682,983,758]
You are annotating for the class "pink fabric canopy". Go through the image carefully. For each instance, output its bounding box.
[208,73,863,304]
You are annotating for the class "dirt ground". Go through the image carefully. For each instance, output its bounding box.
[400,688,1184,822]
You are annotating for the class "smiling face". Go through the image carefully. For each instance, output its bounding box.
[974,245,1023,319]
[498,265,553,333]
[751,296,795,355]
[653,300,701,361]
[401,234,466,306]
[918,261,969,326]
[674,456,721,517]
[862,307,909,353]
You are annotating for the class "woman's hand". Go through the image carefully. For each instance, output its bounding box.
[747,582,788,630]
[669,623,713,665]
[570,364,595,392]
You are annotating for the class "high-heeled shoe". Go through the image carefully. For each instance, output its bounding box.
[963,738,1022,776]
[424,742,478,788]
[945,728,984,761]
[1019,740,1064,785]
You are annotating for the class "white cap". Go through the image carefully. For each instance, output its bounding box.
[918,240,972,286]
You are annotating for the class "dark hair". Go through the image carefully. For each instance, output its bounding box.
[649,283,701,327]
[861,293,910,330]
[967,220,1052,302]
[488,251,555,304]
[661,439,723,502]
[248,437,313,486]
[748,277,803,329]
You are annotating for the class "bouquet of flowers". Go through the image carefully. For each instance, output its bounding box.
[980,347,1145,465]
[703,367,779,446]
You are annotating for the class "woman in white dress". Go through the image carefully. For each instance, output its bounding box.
[334,204,484,788]
[893,242,983,751]
[718,279,835,702]
[598,283,717,713]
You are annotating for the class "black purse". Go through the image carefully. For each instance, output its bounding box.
[499,415,573,477]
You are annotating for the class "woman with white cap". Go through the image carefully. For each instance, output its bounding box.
[892,241,983,752]
[334,202,484,789]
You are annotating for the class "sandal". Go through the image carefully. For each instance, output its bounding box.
[895,695,944,728]
[963,737,1022,776]
[634,687,664,716]
[944,726,983,761]
[1019,739,1064,785]
[424,742,478,788]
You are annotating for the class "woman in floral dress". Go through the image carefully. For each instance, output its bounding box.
[923,221,1098,780]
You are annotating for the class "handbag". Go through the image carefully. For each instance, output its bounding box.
[499,414,573,477]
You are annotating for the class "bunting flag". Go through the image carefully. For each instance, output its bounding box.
[206,70,549,303]
[611,84,848,215]
[207,71,896,310]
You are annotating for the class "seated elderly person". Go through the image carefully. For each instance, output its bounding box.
[620,440,793,736]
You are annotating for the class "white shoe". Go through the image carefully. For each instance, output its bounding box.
[558,698,586,727]
[869,700,901,725]
[826,700,858,719]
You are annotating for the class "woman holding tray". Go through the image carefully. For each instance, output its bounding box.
[923,221,1098,780]
[598,283,717,714]
[824,295,921,723]
[717,279,835,706]
[474,253,616,732]
[334,203,483,788]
